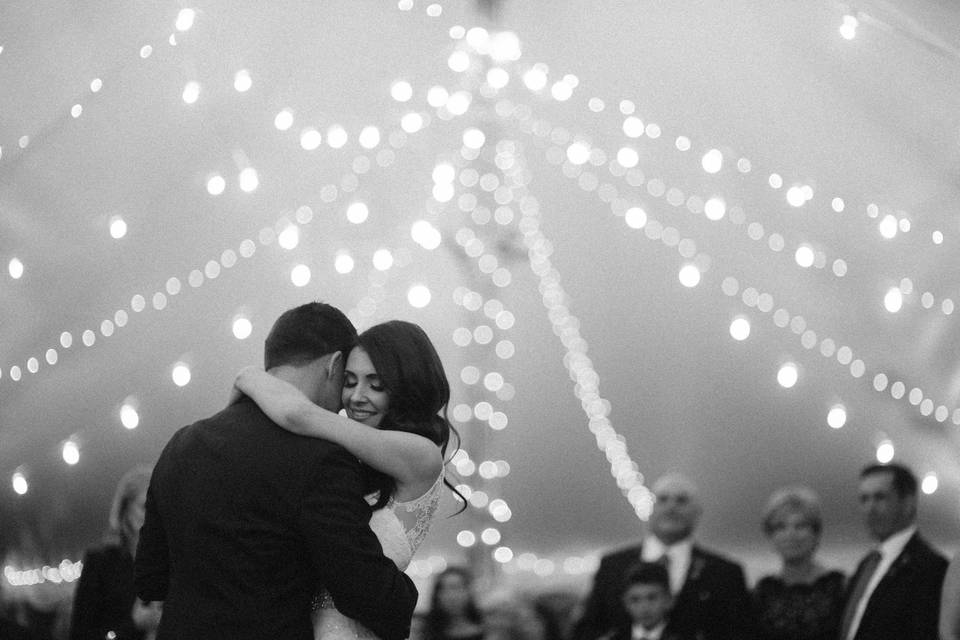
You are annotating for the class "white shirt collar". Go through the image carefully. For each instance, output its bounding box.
[641,535,693,594]
[632,622,666,640]
[642,534,693,559]
[878,524,916,560]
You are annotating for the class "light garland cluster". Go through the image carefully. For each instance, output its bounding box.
[509,104,960,437]
[515,67,947,254]
[0,9,199,167]
[453,131,654,520]
[433,126,524,565]
[499,103,851,283]
[3,559,82,586]
[0,113,433,392]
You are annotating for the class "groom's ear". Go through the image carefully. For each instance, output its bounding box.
[324,350,343,378]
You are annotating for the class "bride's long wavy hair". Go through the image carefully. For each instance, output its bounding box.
[357,320,464,512]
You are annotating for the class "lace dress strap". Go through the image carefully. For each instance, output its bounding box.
[391,471,444,553]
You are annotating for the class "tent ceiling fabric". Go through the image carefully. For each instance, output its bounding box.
[2,0,960,571]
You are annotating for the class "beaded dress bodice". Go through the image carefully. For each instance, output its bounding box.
[313,472,444,640]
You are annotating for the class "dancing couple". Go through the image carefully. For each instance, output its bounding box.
[134,301,459,639]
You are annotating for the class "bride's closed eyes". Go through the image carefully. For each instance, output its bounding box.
[342,347,390,426]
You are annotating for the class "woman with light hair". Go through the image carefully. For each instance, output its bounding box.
[752,486,845,640]
[70,465,161,640]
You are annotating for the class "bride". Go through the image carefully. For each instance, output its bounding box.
[233,319,460,640]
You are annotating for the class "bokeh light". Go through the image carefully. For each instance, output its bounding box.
[729,317,751,341]
[232,316,253,340]
[109,216,127,239]
[777,362,799,388]
[239,168,259,192]
[175,8,196,31]
[234,69,252,92]
[876,440,894,463]
[827,405,847,429]
[182,81,200,104]
[678,264,701,288]
[883,287,903,313]
[290,264,311,287]
[172,362,192,387]
[9,258,23,279]
[62,440,80,466]
[120,401,140,429]
[408,285,432,308]
[346,202,369,224]
[12,471,28,495]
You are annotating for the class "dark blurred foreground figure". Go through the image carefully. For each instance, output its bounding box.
[939,551,960,640]
[837,462,946,640]
[751,486,844,640]
[134,302,417,640]
[1,600,36,640]
[423,567,484,640]
[572,473,753,640]
[70,465,160,640]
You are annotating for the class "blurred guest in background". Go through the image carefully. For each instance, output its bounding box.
[0,597,36,640]
[533,590,582,640]
[70,466,160,640]
[423,567,485,640]
[517,597,564,640]
[604,562,685,640]
[572,473,753,640]
[751,486,844,640]
[838,462,946,640]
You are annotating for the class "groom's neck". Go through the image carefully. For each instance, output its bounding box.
[268,364,320,403]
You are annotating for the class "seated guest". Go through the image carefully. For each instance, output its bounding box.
[603,562,686,640]
[752,486,844,640]
[572,473,753,640]
[838,462,947,640]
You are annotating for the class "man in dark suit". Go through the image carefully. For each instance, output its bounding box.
[573,473,753,640]
[134,302,418,640]
[838,462,947,640]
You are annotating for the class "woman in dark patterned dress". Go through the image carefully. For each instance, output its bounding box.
[752,486,845,640]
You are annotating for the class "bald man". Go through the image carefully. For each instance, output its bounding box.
[573,473,754,640]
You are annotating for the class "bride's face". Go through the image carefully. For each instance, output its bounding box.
[342,347,390,427]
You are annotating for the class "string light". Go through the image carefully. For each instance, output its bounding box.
[4,559,82,586]
[12,470,28,495]
[61,440,80,466]
[827,404,847,429]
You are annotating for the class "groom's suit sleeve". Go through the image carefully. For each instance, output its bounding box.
[134,432,179,602]
[300,446,418,640]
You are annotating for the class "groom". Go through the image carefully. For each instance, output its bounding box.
[135,302,417,639]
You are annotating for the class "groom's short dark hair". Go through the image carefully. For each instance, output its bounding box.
[264,302,357,370]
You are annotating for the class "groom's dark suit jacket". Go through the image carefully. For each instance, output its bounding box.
[844,531,946,640]
[572,543,754,640]
[135,397,417,640]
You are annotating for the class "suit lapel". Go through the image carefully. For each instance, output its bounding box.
[872,534,920,592]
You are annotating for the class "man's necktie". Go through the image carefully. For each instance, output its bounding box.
[838,549,882,640]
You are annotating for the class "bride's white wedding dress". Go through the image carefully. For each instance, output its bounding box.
[313,472,444,640]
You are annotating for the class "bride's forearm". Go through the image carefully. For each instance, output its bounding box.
[292,404,441,487]
[234,367,325,434]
